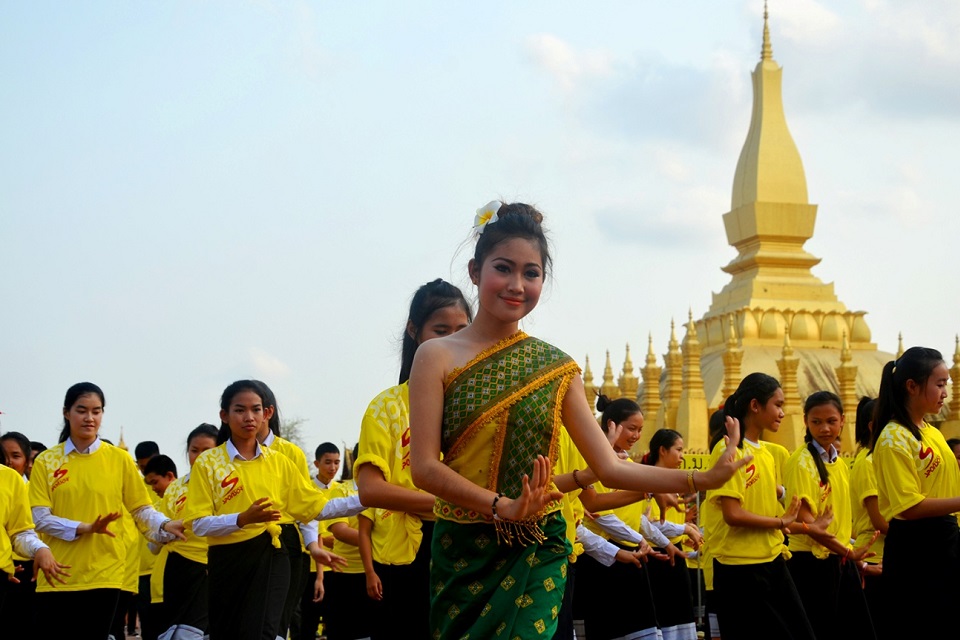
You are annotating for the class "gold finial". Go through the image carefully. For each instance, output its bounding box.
[603,350,615,384]
[953,335,959,365]
[840,331,851,362]
[623,343,634,372]
[669,318,678,348]
[646,333,658,366]
[117,426,128,452]
[896,332,905,359]
[726,313,738,347]
[761,0,773,61]
[583,354,594,383]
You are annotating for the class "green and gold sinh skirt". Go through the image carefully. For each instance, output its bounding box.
[430,512,571,640]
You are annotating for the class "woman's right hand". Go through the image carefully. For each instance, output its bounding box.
[780,495,801,529]
[698,417,752,490]
[366,572,383,601]
[495,456,564,521]
[76,512,122,537]
[236,497,282,528]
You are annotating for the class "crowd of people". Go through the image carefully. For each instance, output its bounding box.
[1,202,957,640]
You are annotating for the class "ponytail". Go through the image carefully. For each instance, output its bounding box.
[870,347,944,451]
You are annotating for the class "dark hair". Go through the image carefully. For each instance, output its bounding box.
[802,391,844,486]
[143,454,178,478]
[1,431,31,462]
[186,423,219,453]
[709,410,728,451]
[399,279,472,384]
[31,441,47,454]
[871,347,945,450]
[644,429,683,466]
[315,442,340,460]
[854,397,876,450]
[216,380,268,445]
[595,394,642,434]
[135,441,160,460]
[472,202,551,280]
[723,373,781,448]
[947,438,960,451]
[59,382,106,444]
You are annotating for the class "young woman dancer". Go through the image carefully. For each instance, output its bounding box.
[706,373,813,640]
[28,382,184,639]
[783,392,876,640]
[354,278,472,640]
[184,380,346,640]
[408,202,747,640]
[871,346,959,636]
[644,428,702,640]
[150,423,218,640]
[850,397,887,633]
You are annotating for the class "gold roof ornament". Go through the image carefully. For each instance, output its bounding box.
[618,343,640,400]
[583,354,598,408]
[600,350,618,400]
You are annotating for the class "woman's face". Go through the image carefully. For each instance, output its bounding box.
[470,238,544,325]
[415,304,470,344]
[912,363,949,416]
[614,412,644,453]
[63,393,103,443]
[2,440,27,475]
[805,403,844,451]
[753,388,785,432]
[220,390,274,442]
[188,435,217,467]
[659,437,684,469]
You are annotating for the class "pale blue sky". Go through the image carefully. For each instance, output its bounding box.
[3,1,959,471]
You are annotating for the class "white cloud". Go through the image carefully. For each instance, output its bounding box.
[524,34,616,92]
[250,348,291,379]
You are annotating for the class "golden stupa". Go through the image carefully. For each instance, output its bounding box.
[584,7,960,454]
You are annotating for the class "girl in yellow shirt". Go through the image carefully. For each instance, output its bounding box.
[184,380,345,640]
[871,346,959,636]
[708,373,812,640]
[29,382,184,639]
[784,391,876,640]
[354,278,471,640]
[152,422,218,640]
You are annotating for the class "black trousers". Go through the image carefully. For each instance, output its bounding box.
[0,560,35,639]
[321,571,373,640]
[369,520,433,640]
[36,588,121,640]
[160,551,209,636]
[278,524,310,638]
[575,551,658,640]
[208,531,290,640]
[713,557,815,640]
[882,516,960,638]
[788,550,875,640]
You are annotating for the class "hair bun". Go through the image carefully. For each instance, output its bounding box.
[595,393,611,412]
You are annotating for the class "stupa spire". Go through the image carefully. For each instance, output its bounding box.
[761,1,773,61]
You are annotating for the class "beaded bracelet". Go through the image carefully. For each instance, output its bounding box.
[686,470,698,493]
[572,469,587,490]
[492,493,504,521]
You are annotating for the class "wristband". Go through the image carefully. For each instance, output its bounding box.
[686,470,697,493]
[492,493,504,521]
[778,517,783,529]
[573,469,587,491]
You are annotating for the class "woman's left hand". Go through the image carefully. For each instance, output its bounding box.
[162,519,188,541]
[310,546,348,572]
[32,548,71,586]
[496,455,563,521]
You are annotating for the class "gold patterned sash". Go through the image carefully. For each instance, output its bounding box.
[439,332,580,515]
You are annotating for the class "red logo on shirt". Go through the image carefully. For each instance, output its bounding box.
[919,445,941,478]
[51,466,70,491]
[745,463,758,489]
[221,471,239,491]
[221,471,244,503]
[401,427,412,470]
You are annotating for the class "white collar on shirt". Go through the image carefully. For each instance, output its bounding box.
[260,430,276,447]
[64,436,102,455]
[226,438,264,461]
[314,476,330,490]
[811,440,838,463]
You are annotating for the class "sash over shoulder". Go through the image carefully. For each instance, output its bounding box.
[435,331,581,537]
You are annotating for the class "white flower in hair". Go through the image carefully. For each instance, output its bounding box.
[473,201,501,234]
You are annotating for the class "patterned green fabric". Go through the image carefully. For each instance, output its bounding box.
[430,513,571,640]
[442,333,579,498]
